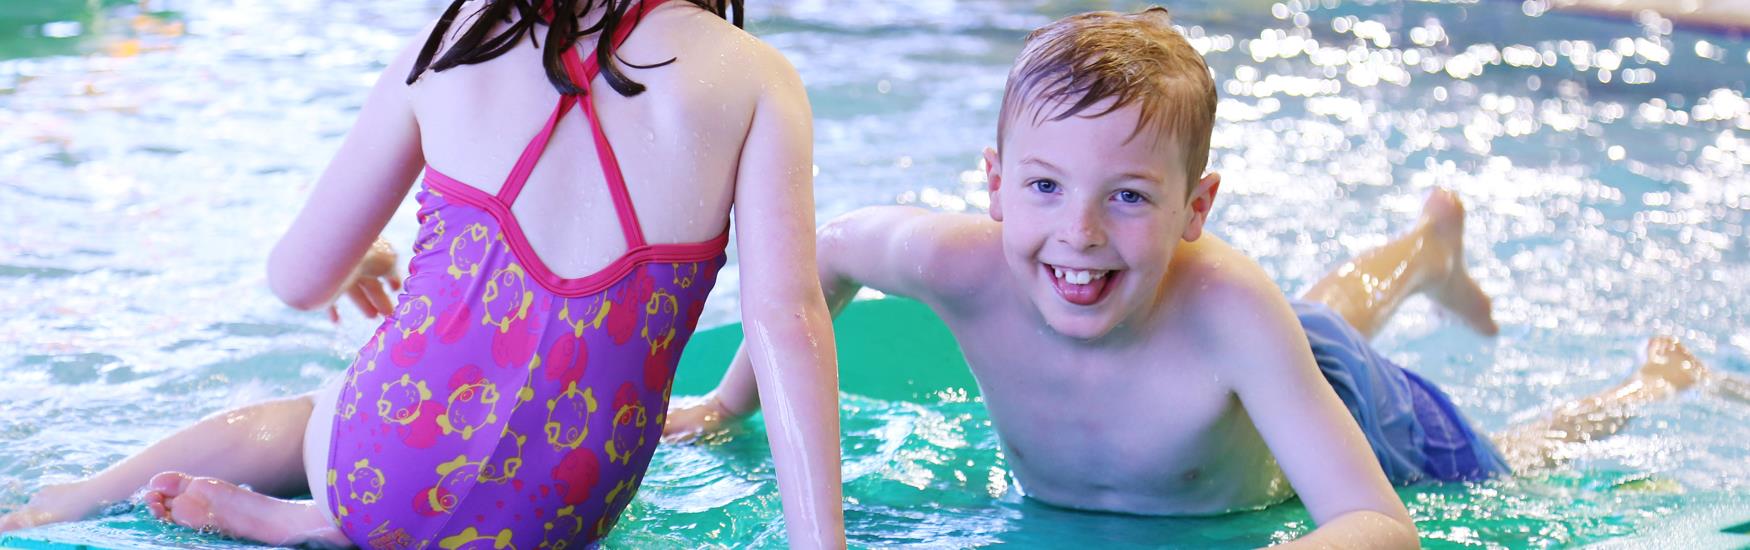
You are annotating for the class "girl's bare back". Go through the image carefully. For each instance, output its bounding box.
[411,1,770,276]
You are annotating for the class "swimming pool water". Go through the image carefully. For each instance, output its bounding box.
[2,0,1748,547]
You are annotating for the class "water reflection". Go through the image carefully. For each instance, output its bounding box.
[1,0,1747,547]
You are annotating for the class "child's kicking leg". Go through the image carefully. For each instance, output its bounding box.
[1297,189,1725,473]
[1492,337,1709,471]
[1301,187,1498,338]
[0,382,349,547]
[1709,370,1750,404]
[1299,188,1743,476]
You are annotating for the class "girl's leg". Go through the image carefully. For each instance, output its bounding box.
[1300,188,1498,339]
[140,377,349,548]
[0,394,317,533]
[1493,336,1706,471]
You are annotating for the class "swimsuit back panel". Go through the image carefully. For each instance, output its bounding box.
[325,2,730,546]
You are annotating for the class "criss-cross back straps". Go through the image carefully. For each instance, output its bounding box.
[495,0,669,249]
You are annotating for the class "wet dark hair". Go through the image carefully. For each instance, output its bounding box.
[407,0,743,97]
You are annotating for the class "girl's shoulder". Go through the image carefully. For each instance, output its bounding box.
[638,2,795,72]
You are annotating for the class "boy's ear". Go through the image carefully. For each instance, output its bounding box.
[1179,172,1221,242]
[983,146,1004,222]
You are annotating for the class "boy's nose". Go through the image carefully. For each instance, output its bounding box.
[1057,209,1107,250]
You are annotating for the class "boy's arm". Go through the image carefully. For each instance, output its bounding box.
[667,207,988,429]
[267,29,427,312]
[1211,274,1419,549]
[724,42,844,549]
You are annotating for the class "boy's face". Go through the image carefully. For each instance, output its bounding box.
[985,102,1220,341]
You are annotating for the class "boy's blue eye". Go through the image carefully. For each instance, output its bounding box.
[1030,179,1060,194]
[1116,190,1145,204]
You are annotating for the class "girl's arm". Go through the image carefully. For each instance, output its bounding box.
[728,44,846,549]
[267,35,426,311]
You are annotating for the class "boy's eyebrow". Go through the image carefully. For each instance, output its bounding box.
[1022,156,1164,186]
[1018,156,1064,173]
[1116,170,1165,186]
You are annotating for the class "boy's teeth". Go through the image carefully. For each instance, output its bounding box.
[1051,265,1108,285]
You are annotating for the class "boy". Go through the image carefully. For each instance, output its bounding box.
[668,7,1716,547]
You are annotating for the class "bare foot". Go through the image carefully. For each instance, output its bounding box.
[142,472,349,548]
[1495,337,1710,471]
[1419,188,1499,336]
[0,481,95,533]
[0,508,51,533]
[1638,336,1707,391]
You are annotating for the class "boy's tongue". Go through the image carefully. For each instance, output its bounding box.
[1051,268,1112,306]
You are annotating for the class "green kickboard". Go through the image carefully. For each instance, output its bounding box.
[0,298,974,549]
[672,297,977,400]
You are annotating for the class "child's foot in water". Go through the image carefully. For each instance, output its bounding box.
[0,481,93,533]
[1639,336,1707,391]
[142,472,348,548]
[1420,188,1500,336]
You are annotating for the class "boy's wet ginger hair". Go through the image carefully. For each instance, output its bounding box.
[998,7,1217,190]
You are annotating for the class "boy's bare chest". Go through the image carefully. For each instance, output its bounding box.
[951,324,1289,513]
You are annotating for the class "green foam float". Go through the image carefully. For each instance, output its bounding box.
[673,297,976,400]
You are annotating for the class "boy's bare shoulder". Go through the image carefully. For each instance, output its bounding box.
[1170,236,1284,305]
[1167,237,1305,364]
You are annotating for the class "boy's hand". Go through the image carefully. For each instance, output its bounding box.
[329,237,402,323]
[662,394,736,442]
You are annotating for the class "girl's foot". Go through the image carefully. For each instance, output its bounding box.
[142,472,349,549]
[1420,189,1499,336]
[0,481,94,533]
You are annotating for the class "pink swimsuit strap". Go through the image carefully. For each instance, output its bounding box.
[497,0,672,249]
[421,0,726,297]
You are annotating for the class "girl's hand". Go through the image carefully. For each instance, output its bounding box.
[661,394,736,443]
[329,238,402,323]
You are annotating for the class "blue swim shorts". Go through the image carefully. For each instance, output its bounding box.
[1295,300,1512,484]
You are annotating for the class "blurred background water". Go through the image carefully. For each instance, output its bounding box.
[1,0,1748,547]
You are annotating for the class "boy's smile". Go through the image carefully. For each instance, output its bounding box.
[986,101,1219,341]
[1044,263,1118,306]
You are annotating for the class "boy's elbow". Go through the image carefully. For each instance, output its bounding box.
[1304,509,1419,549]
[1383,513,1419,547]
[813,217,853,281]
[815,210,870,252]
[814,206,907,283]
[1354,509,1420,549]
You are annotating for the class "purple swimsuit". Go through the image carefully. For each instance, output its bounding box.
[325,1,726,546]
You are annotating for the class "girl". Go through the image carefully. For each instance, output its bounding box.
[0,0,845,547]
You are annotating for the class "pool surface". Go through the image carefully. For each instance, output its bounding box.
[3,0,1749,547]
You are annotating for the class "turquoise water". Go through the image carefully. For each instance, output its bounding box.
[3,0,1749,547]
